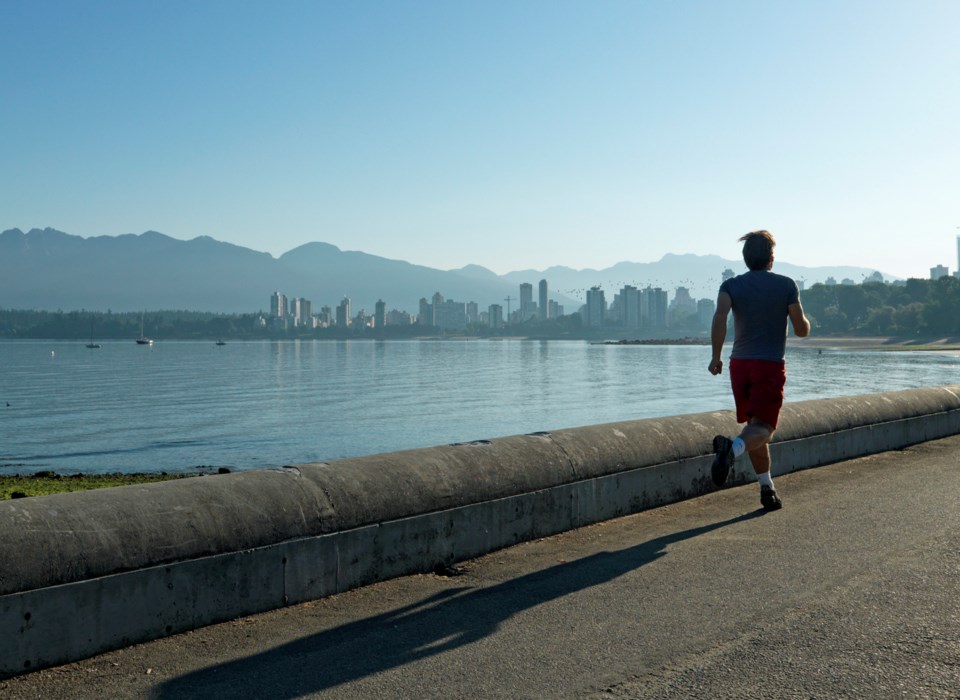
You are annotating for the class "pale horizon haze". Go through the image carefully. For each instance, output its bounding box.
[2,0,958,279]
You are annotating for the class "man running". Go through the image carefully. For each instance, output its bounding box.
[708,230,811,510]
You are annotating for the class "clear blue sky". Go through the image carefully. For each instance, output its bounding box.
[2,0,958,278]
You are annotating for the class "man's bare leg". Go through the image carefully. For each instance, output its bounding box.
[740,419,773,475]
[737,418,782,509]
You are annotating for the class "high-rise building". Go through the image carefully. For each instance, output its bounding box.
[419,298,432,326]
[466,302,479,325]
[539,279,549,320]
[549,300,563,319]
[336,298,351,327]
[431,292,444,326]
[621,285,640,329]
[270,291,287,318]
[670,287,696,322]
[931,265,949,280]
[698,298,716,329]
[374,299,386,329]
[650,288,668,329]
[289,297,311,326]
[435,299,467,330]
[519,283,534,321]
[586,286,605,327]
[488,304,503,329]
[640,287,668,329]
[387,309,413,325]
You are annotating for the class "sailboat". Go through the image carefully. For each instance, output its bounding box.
[136,314,153,345]
[86,321,101,349]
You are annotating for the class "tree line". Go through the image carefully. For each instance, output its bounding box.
[0,308,583,340]
[800,276,960,337]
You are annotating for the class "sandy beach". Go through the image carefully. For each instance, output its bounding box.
[787,336,960,355]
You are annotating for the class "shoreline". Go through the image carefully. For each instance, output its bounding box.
[787,336,960,354]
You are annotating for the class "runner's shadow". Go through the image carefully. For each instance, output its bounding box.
[152,510,763,699]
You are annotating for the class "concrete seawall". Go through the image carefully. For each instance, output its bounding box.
[2,385,959,678]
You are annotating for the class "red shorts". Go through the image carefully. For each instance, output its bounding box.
[729,358,786,429]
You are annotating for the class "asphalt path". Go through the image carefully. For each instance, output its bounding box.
[3,434,959,699]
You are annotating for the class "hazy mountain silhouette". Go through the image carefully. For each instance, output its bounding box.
[0,229,570,314]
[0,228,892,314]
[277,242,548,314]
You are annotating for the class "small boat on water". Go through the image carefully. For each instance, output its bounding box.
[215,339,227,346]
[136,314,153,345]
[86,321,101,348]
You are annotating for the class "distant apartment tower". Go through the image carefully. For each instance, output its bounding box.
[519,283,535,321]
[374,299,386,329]
[289,297,311,326]
[431,292,444,326]
[931,265,949,280]
[435,299,468,331]
[640,287,668,329]
[956,235,960,273]
[387,309,413,325]
[586,286,605,327]
[670,287,696,321]
[697,298,716,329]
[419,298,432,326]
[488,304,504,329]
[651,288,668,329]
[620,285,641,329]
[466,301,479,325]
[270,291,288,318]
[539,279,549,320]
[549,300,563,318]
[336,298,351,327]
[289,297,302,325]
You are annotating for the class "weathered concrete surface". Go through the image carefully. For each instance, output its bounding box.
[2,433,958,699]
[1,385,959,678]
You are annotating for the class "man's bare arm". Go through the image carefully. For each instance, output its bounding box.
[709,292,732,375]
[788,302,811,338]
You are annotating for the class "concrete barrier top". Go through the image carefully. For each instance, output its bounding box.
[1,384,958,597]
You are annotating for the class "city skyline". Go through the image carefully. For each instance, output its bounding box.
[2,2,958,281]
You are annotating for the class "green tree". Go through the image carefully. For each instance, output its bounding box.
[921,276,960,335]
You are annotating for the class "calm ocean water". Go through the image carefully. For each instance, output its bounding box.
[1,339,958,475]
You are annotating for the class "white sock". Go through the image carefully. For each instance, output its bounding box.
[757,471,774,489]
[731,437,746,458]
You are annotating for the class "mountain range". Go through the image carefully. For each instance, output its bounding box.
[0,228,893,315]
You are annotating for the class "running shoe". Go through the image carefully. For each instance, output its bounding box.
[711,435,734,487]
[760,484,782,511]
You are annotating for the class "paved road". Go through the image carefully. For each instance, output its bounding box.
[3,435,960,699]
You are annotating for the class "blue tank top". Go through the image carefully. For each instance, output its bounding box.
[719,270,800,362]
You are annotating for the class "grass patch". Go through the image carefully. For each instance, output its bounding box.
[0,471,193,499]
